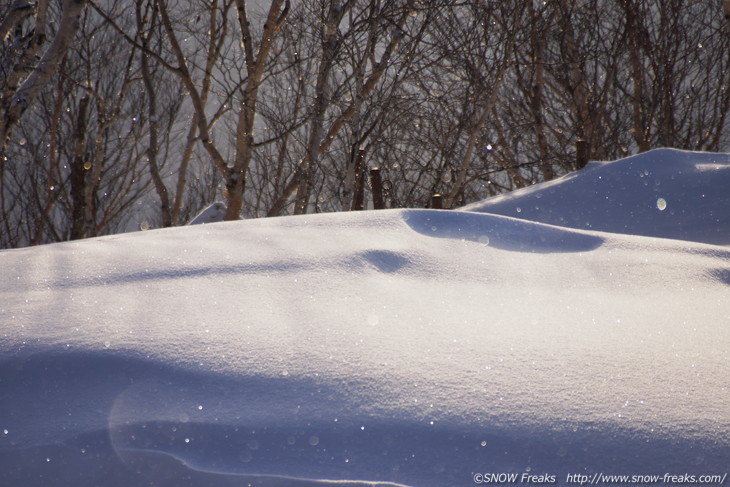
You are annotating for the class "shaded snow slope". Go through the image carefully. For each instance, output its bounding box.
[1,208,729,487]
[188,202,227,225]
[463,148,730,245]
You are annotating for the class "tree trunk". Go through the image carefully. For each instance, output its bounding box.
[1,0,85,150]
[157,0,229,178]
[70,95,90,240]
[444,37,515,208]
[31,57,66,245]
[292,3,343,215]
[139,6,171,227]
[225,0,289,220]
[528,2,553,181]
[294,0,414,214]
[621,0,650,152]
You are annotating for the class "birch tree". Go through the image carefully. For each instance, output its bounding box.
[291,0,418,214]
[0,0,87,152]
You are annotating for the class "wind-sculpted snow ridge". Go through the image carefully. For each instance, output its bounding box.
[1,204,730,486]
[403,210,604,253]
[463,148,730,246]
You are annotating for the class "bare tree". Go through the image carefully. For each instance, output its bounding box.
[441,2,524,208]
[3,0,730,249]
[0,0,86,152]
[2,2,168,245]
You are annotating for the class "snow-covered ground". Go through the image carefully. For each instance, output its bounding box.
[463,148,730,246]
[1,148,728,486]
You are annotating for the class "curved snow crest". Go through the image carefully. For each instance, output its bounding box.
[404,209,604,253]
[0,442,410,487]
[463,148,730,245]
[120,448,412,487]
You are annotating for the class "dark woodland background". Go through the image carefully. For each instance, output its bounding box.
[1,0,729,248]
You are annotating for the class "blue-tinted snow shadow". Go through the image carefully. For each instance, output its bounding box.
[709,268,730,286]
[403,210,604,253]
[2,350,728,487]
[343,249,414,274]
[2,419,727,487]
[0,443,409,487]
[39,260,309,290]
[36,250,421,291]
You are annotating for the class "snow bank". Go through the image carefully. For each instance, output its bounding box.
[1,149,729,486]
[463,148,730,245]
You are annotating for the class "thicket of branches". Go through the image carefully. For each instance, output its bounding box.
[1,0,729,248]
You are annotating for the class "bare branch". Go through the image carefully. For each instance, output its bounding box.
[0,0,35,42]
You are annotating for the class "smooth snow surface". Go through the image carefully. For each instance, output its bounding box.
[463,148,730,245]
[1,149,729,486]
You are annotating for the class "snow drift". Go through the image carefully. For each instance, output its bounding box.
[1,149,729,486]
[464,148,730,245]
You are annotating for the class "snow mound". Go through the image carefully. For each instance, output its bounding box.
[2,168,730,485]
[463,148,730,245]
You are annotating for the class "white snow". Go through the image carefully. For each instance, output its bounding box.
[463,148,730,246]
[1,148,729,486]
[188,201,228,225]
